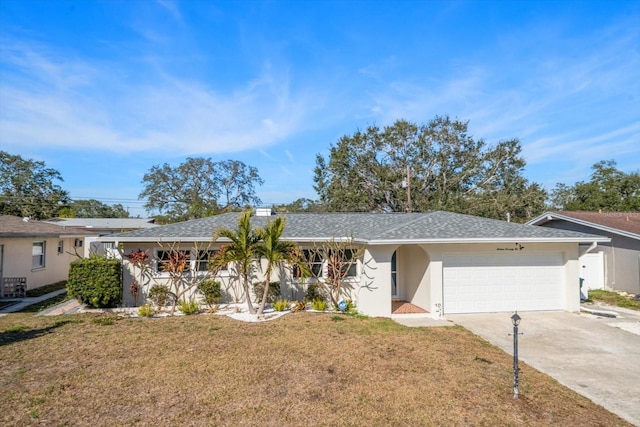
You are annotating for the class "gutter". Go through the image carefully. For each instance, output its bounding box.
[579,241,598,257]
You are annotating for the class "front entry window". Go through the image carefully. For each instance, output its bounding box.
[391,250,398,297]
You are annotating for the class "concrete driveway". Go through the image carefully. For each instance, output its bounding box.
[447,309,640,426]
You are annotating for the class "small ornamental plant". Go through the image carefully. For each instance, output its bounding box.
[138,303,155,318]
[273,299,290,312]
[310,298,327,311]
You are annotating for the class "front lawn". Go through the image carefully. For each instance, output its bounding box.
[588,289,640,311]
[0,312,630,426]
[25,281,67,298]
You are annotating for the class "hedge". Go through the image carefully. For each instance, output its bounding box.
[67,257,122,308]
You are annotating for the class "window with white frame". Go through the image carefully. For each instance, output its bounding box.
[195,249,227,272]
[156,249,191,273]
[57,240,64,255]
[74,239,83,248]
[32,241,45,269]
[341,249,358,277]
[293,249,323,278]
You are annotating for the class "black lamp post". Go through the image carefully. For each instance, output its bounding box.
[511,312,521,398]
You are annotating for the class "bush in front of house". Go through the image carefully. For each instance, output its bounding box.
[67,257,122,308]
[197,279,222,308]
[252,281,280,303]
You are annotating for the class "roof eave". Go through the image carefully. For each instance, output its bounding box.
[527,212,640,240]
[367,236,611,245]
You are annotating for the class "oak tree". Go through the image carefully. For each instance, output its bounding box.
[0,151,70,219]
[314,116,545,222]
[139,157,264,221]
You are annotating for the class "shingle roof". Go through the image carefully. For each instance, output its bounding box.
[0,215,95,238]
[44,218,157,230]
[527,211,640,240]
[103,211,607,244]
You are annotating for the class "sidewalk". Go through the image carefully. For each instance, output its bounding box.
[0,289,68,316]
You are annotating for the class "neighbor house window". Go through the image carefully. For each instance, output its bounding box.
[74,239,83,248]
[32,241,45,269]
[156,250,191,273]
[103,242,115,250]
[57,240,64,255]
[196,249,227,272]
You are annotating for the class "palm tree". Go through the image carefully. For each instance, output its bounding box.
[255,216,309,318]
[212,209,261,314]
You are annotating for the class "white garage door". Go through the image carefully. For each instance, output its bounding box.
[443,253,564,314]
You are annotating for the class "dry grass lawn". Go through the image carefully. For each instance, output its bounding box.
[0,312,630,426]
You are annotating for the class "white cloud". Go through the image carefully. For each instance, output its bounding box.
[0,41,320,156]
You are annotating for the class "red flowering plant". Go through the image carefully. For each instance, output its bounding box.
[125,249,150,307]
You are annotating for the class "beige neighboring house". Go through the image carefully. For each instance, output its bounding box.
[102,209,608,318]
[0,215,95,296]
[527,211,640,295]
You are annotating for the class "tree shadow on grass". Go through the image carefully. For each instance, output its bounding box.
[0,320,74,347]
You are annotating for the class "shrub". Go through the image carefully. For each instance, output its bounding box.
[67,257,122,308]
[148,284,174,307]
[310,298,327,311]
[198,280,222,307]
[273,299,290,312]
[178,299,200,315]
[305,283,325,302]
[252,281,280,303]
[138,303,155,317]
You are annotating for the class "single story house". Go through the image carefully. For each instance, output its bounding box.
[0,215,95,296]
[102,210,609,318]
[45,217,158,257]
[527,211,640,295]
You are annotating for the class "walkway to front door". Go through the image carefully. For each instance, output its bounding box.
[392,301,428,315]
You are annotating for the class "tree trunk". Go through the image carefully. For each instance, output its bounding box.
[243,271,256,314]
[256,267,272,318]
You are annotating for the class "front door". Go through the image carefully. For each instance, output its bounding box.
[391,250,398,298]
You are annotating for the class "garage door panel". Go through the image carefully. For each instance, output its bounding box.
[443,253,564,314]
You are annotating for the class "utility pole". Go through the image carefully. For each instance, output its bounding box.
[406,165,412,213]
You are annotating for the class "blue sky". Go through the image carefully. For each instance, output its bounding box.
[1,0,638,217]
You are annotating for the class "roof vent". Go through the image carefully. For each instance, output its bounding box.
[255,208,273,217]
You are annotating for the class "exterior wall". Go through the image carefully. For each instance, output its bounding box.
[540,220,640,294]
[0,236,78,292]
[397,245,430,310]
[120,242,365,308]
[121,242,240,307]
[358,245,397,317]
[117,240,581,317]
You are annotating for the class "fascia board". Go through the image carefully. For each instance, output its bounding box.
[367,236,611,245]
[549,214,640,240]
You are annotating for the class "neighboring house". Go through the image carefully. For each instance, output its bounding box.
[0,215,95,296]
[102,210,608,319]
[527,211,640,295]
[45,218,157,257]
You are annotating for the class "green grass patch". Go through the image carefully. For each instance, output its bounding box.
[3,324,29,333]
[18,292,72,313]
[25,281,67,298]
[588,289,640,311]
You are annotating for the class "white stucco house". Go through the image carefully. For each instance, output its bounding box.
[102,210,609,319]
[527,211,640,295]
[0,215,95,296]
